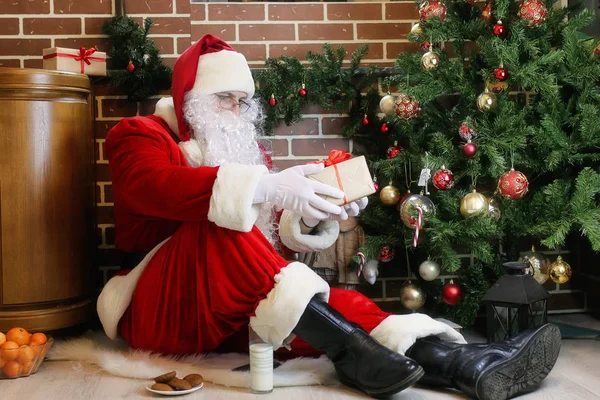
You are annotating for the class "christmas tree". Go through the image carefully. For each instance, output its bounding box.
[346,0,600,326]
[102,15,172,102]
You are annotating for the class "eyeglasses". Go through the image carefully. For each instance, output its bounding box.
[215,93,251,113]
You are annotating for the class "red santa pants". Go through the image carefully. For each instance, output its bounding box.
[118,221,391,357]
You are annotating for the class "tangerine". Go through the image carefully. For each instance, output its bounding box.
[3,360,23,378]
[0,341,19,361]
[0,357,5,369]
[6,328,31,347]
[0,332,5,346]
[29,332,47,346]
[21,361,34,375]
[17,345,35,364]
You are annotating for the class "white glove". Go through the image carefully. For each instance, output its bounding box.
[302,196,369,227]
[253,163,344,220]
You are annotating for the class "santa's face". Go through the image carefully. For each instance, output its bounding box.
[182,91,267,168]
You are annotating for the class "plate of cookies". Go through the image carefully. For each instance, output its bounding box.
[146,371,204,396]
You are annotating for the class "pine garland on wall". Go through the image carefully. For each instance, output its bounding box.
[102,15,172,102]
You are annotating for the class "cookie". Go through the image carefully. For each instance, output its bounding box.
[151,383,174,391]
[154,371,177,383]
[183,373,204,387]
[167,377,193,390]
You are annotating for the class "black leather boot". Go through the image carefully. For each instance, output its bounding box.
[405,323,561,400]
[292,296,424,399]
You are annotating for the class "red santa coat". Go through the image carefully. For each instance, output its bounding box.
[97,102,466,357]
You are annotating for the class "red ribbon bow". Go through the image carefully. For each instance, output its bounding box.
[309,150,352,167]
[75,47,96,66]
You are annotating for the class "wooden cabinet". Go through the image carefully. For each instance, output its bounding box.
[0,68,95,331]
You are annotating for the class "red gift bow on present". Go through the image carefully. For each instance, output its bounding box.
[43,46,105,74]
[309,150,352,204]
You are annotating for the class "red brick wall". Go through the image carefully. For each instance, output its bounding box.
[0,0,586,315]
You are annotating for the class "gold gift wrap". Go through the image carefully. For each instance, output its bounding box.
[308,156,376,206]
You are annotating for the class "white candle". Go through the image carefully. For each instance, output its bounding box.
[249,343,274,393]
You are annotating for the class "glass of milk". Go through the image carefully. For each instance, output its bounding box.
[248,324,274,394]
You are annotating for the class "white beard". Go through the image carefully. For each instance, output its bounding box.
[182,92,279,248]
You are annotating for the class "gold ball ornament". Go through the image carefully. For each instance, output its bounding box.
[519,245,550,285]
[380,184,401,206]
[460,189,489,218]
[411,23,423,34]
[400,281,427,310]
[379,93,396,115]
[549,256,572,284]
[421,50,440,71]
[477,89,497,112]
[399,194,436,229]
[487,196,502,221]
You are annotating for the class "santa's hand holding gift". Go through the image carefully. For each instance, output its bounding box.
[97,34,560,400]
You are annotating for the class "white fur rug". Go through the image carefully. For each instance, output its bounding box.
[47,331,338,389]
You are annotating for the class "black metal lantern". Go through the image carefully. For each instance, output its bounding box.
[483,261,549,343]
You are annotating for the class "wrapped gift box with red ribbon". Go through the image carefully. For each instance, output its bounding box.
[307,150,376,206]
[42,47,106,76]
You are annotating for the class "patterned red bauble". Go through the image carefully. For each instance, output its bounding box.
[378,245,394,262]
[432,166,455,190]
[518,0,547,28]
[269,94,277,107]
[127,61,135,73]
[482,2,492,22]
[442,280,462,305]
[595,44,600,57]
[362,115,369,126]
[421,41,431,52]
[493,21,507,37]
[497,168,529,199]
[380,123,389,134]
[395,94,421,120]
[458,121,476,141]
[419,0,447,21]
[373,181,380,193]
[387,141,402,159]
[298,84,307,97]
[495,66,508,81]
[463,139,477,157]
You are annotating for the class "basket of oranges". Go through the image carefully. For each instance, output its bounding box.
[0,327,53,379]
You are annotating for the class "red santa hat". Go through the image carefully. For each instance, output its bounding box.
[172,34,255,142]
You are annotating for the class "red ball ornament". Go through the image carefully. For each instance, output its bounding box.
[518,0,547,27]
[432,166,455,190]
[463,139,477,157]
[378,245,394,263]
[595,44,600,57]
[362,115,369,126]
[380,123,389,134]
[494,66,508,81]
[127,61,135,73]
[458,121,477,141]
[387,141,402,159]
[373,181,380,193]
[298,84,307,97]
[395,94,421,120]
[482,2,492,22]
[419,0,447,21]
[269,94,277,107]
[442,280,462,305]
[421,41,431,52]
[497,168,529,199]
[493,21,507,37]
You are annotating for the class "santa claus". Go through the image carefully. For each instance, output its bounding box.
[97,34,560,399]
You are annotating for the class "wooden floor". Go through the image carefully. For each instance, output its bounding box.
[1,315,599,400]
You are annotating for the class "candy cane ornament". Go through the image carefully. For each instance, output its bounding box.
[412,207,423,247]
[356,252,366,278]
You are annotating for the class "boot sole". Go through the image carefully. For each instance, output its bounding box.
[476,324,561,400]
[340,365,424,399]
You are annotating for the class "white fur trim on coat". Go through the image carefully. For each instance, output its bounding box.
[154,97,179,136]
[192,50,255,98]
[278,210,340,253]
[178,139,203,167]
[208,163,269,232]
[370,313,467,355]
[250,262,330,351]
[97,238,170,340]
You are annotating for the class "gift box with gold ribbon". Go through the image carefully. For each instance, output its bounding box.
[307,150,376,206]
